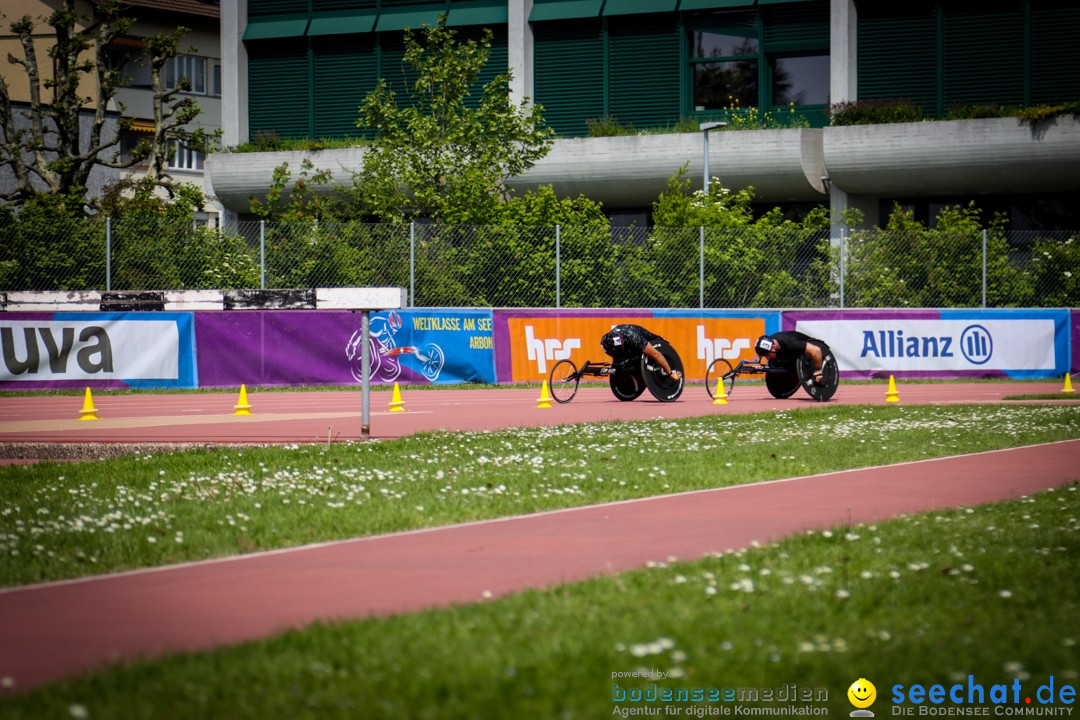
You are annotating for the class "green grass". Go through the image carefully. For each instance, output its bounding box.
[1,482,1076,719]
[2,404,1078,587]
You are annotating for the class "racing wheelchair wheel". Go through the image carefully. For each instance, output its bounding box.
[610,371,646,401]
[796,348,839,402]
[548,359,580,404]
[764,361,801,399]
[705,358,735,400]
[641,341,685,402]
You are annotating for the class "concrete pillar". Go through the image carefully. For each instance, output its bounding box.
[221,0,248,148]
[828,0,860,241]
[508,0,534,107]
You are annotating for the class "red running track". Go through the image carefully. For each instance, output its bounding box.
[0,380,1071,445]
[0,439,1077,692]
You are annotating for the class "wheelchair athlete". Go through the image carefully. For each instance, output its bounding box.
[600,324,682,383]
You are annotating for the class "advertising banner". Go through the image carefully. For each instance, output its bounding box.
[195,309,495,388]
[0,312,196,389]
[786,309,1070,379]
[493,309,780,383]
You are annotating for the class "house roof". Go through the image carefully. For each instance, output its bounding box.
[118,0,220,19]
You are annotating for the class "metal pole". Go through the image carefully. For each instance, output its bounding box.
[699,226,705,309]
[555,224,561,309]
[839,227,846,309]
[106,217,112,291]
[409,221,416,308]
[703,131,710,196]
[361,310,370,437]
[982,228,987,309]
[259,220,266,290]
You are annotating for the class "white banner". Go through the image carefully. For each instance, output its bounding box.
[795,318,1057,372]
[0,320,180,381]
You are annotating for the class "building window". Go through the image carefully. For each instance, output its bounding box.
[691,23,759,112]
[771,53,829,107]
[169,141,204,171]
[166,54,221,97]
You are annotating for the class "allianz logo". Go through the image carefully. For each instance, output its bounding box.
[524,325,752,373]
[859,325,992,364]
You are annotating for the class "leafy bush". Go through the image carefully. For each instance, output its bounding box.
[828,99,924,126]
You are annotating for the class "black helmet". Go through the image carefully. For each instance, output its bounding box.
[601,331,623,355]
[755,335,776,355]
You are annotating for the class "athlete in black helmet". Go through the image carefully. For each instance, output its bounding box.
[755,331,828,384]
[601,324,682,382]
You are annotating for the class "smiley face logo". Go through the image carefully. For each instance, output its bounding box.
[848,678,877,709]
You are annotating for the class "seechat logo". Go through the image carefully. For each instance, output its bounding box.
[524,325,580,374]
[959,324,993,365]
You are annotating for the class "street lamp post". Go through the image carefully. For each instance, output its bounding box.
[699,121,727,196]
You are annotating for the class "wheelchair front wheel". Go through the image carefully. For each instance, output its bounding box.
[548,359,580,404]
[705,358,736,400]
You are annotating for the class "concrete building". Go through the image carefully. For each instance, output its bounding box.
[0,0,222,220]
[209,0,1080,230]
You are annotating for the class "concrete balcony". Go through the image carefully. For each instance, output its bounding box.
[205,117,1080,216]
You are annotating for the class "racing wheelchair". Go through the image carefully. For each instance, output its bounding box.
[705,344,839,402]
[548,341,685,404]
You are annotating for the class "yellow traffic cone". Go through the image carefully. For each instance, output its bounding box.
[885,374,900,403]
[537,380,552,409]
[233,384,253,416]
[389,382,406,412]
[78,387,98,420]
[712,379,728,406]
[1064,374,1075,395]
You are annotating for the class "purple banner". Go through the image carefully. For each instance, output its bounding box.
[195,309,495,388]
[1072,309,1079,375]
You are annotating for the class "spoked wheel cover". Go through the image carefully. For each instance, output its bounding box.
[641,341,685,402]
[548,359,580,404]
[705,358,735,399]
[797,348,840,402]
[610,371,646,401]
[764,360,800,399]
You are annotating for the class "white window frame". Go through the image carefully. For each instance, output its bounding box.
[168,140,205,171]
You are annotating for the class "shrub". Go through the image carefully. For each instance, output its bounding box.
[828,99,924,126]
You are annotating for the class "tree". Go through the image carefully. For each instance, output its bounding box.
[355,15,553,223]
[0,0,212,207]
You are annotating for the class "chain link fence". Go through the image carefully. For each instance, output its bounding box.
[1,218,1076,308]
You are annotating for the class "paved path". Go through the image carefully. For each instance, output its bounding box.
[1,439,1077,692]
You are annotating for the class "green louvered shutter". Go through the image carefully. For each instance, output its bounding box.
[454,27,510,111]
[249,0,308,16]
[942,1,1025,108]
[312,0,375,10]
[856,2,938,114]
[762,0,828,52]
[534,20,605,137]
[248,41,311,138]
[313,36,377,138]
[607,14,680,129]
[380,33,421,108]
[1030,0,1080,104]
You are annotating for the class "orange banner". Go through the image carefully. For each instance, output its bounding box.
[506,316,767,382]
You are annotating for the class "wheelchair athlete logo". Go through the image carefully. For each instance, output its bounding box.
[345,311,446,383]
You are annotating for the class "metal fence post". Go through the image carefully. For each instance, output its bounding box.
[699,226,705,309]
[259,220,266,290]
[105,217,112,291]
[982,228,988,309]
[555,224,561,309]
[410,221,416,308]
[839,227,846,309]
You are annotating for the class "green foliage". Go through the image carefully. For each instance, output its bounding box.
[843,203,1034,308]
[354,15,553,224]
[646,167,832,307]
[249,160,334,222]
[828,99,924,126]
[1027,234,1080,307]
[0,191,107,290]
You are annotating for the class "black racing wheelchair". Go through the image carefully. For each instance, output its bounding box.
[548,341,685,404]
[705,344,839,402]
